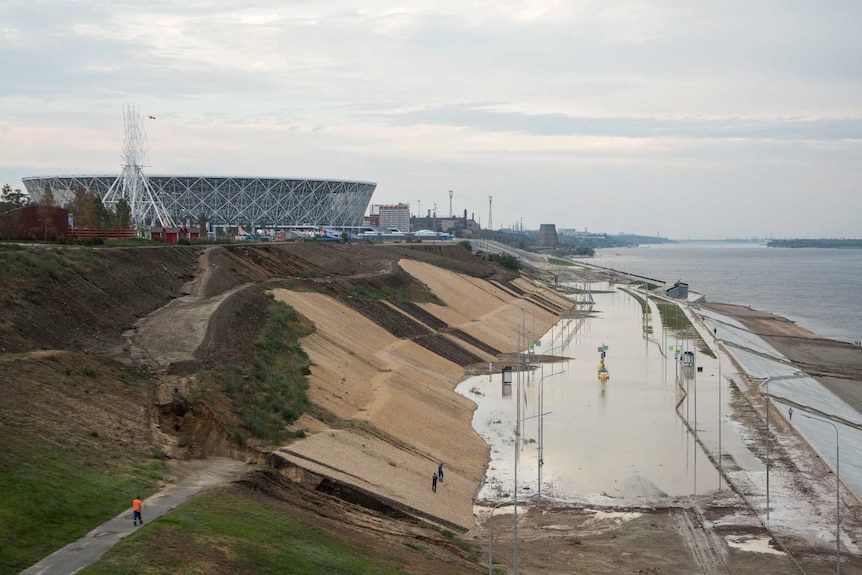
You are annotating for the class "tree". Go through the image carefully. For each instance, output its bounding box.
[115,198,132,229]
[34,184,59,240]
[1,183,30,213]
[67,186,101,228]
[40,184,56,207]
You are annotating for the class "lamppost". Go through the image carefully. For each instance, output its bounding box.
[513,315,537,575]
[762,378,772,527]
[488,493,538,575]
[535,369,564,509]
[520,410,552,506]
[718,351,722,491]
[800,412,841,575]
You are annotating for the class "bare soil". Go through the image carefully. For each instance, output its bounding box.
[2,243,862,574]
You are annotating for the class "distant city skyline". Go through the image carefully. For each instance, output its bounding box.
[2,1,861,240]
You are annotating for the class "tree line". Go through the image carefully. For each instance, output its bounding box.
[1,184,132,229]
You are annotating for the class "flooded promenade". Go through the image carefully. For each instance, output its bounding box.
[460,278,862,567]
[458,283,731,504]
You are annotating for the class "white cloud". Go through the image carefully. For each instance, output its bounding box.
[1,0,862,237]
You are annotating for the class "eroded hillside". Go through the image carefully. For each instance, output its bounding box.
[0,242,571,530]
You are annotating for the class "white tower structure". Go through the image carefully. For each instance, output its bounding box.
[103,105,175,229]
[488,195,493,231]
[449,189,453,218]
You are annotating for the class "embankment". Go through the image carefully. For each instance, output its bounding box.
[271,258,573,529]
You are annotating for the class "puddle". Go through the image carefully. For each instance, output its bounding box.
[459,285,738,503]
[724,535,785,555]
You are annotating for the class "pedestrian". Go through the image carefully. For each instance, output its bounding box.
[432,472,438,493]
[789,407,793,420]
[438,462,444,482]
[132,496,143,526]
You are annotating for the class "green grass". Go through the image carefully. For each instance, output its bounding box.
[0,246,104,297]
[547,257,575,267]
[655,301,699,339]
[102,238,163,247]
[78,490,410,575]
[632,280,660,291]
[439,528,481,562]
[627,291,651,316]
[205,300,315,443]
[0,430,166,575]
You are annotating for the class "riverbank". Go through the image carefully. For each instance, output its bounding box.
[462,272,862,574]
[271,258,572,529]
[590,242,862,345]
[704,302,862,414]
[9,241,862,574]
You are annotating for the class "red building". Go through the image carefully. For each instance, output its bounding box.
[149,227,201,244]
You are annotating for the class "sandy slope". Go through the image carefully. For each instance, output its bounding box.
[272,259,566,529]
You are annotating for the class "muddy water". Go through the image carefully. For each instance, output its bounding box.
[458,285,741,504]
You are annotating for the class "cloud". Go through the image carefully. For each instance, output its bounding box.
[2,1,862,238]
[378,104,862,141]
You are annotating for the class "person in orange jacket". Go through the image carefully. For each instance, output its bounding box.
[132,496,143,526]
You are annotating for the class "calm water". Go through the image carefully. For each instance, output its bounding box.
[458,242,860,501]
[458,285,745,502]
[589,242,862,344]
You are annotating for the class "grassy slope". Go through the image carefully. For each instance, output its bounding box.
[0,430,167,574]
[1,243,494,574]
[79,490,411,575]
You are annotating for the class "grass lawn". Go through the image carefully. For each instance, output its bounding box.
[0,430,166,575]
[79,490,411,575]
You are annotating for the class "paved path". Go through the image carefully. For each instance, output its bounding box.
[20,458,251,575]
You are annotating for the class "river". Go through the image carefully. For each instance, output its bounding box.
[588,241,862,344]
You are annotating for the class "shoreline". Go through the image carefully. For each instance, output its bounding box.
[702,301,862,417]
[588,243,862,345]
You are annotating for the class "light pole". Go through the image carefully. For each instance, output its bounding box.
[718,352,722,491]
[513,315,536,575]
[488,493,538,575]
[800,413,841,575]
[762,378,772,527]
[520,410,552,508]
[536,369,564,509]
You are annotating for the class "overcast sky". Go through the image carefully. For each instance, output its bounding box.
[2,1,861,239]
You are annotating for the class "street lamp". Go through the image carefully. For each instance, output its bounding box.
[488,493,538,575]
[520,410,552,511]
[513,315,537,574]
[535,369,565,509]
[800,412,841,575]
[762,377,772,527]
[718,351,722,490]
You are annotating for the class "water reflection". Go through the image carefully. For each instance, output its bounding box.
[457,284,725,504]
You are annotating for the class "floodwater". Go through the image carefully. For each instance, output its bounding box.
[457,283,758,504]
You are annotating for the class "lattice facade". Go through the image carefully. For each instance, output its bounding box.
[22,175,376,228]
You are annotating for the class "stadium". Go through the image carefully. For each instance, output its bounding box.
[21,106,376,231]
[22,175,377,230]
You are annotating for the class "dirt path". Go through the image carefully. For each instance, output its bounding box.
[125,247,249,371]
[19,458,252,575]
